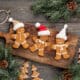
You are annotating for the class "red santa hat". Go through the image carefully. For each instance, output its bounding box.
[35,22,50,36]
[56,24,68,40]
[8,17,24,31]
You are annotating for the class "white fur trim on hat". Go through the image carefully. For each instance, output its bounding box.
[56,35,67,40]
[8,17,13,22]
[13,23,24,31]
[38,30,50,36]
[35,22,41,28]
[56,24,68,40]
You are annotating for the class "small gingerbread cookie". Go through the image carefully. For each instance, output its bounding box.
[0,60,8,68]
[52,24,70,60]
[8,17,30,49]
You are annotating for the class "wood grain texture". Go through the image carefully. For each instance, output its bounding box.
[0,0,79,80]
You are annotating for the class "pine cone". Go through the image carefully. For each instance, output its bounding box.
[67,0,78,11]
[0,60,8,68]
[63,70,72,80]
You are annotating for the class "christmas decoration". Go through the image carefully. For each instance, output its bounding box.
[8,17,30,49]
[0,60,8,69]
[67,0,78,11]
[0,45,19,80]
[62,70,72,80]
[70,65,80,80]
[35,22,50,36]
[31,0,80,22]
[31,65,43,80]
[63,61,80,80]
[52,24,70,60]
[18,61,29,80]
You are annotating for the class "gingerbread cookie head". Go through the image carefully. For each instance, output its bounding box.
[56,38,65,44]
[8,17,25,33]
[35,22,50,41]
[16,27,25,34]
[56,24,68,44]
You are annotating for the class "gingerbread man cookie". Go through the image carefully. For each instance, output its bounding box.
[30,22,50,56]
[52,24,70,60]
[8,18,29,49]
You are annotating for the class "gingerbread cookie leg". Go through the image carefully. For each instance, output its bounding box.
[13,41,20,48]
[55,53,61,60]
[38,49,44,56]
[30,44,38,52]
[22,40,29,49]
[18,74,28,80]
[62,52,70,59]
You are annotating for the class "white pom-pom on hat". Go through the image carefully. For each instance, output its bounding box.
[35,22,41,28]
[8,17,13,22]
[64,24,68,29]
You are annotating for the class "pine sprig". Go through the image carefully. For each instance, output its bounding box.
[69,63,80,80]
[0,45,20,80]
[31,0,80,22]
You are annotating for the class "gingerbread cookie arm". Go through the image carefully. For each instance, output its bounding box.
[25,32,30,38]
[52,44,56,50]
[65,42,70,48]
[32,36,38,42]
[44,42,49,47]
[9,27,14,34]
[11,34,17,39]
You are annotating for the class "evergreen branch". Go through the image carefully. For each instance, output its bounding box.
[0,45,20,80]
[32,0,80,22]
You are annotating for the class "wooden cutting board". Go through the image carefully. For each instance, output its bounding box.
[11,23,78,68]
[0,23,78,68]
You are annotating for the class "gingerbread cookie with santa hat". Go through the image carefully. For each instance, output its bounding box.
[8,17,30,49]
[30,22,51,56]
[52,24,70,60]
